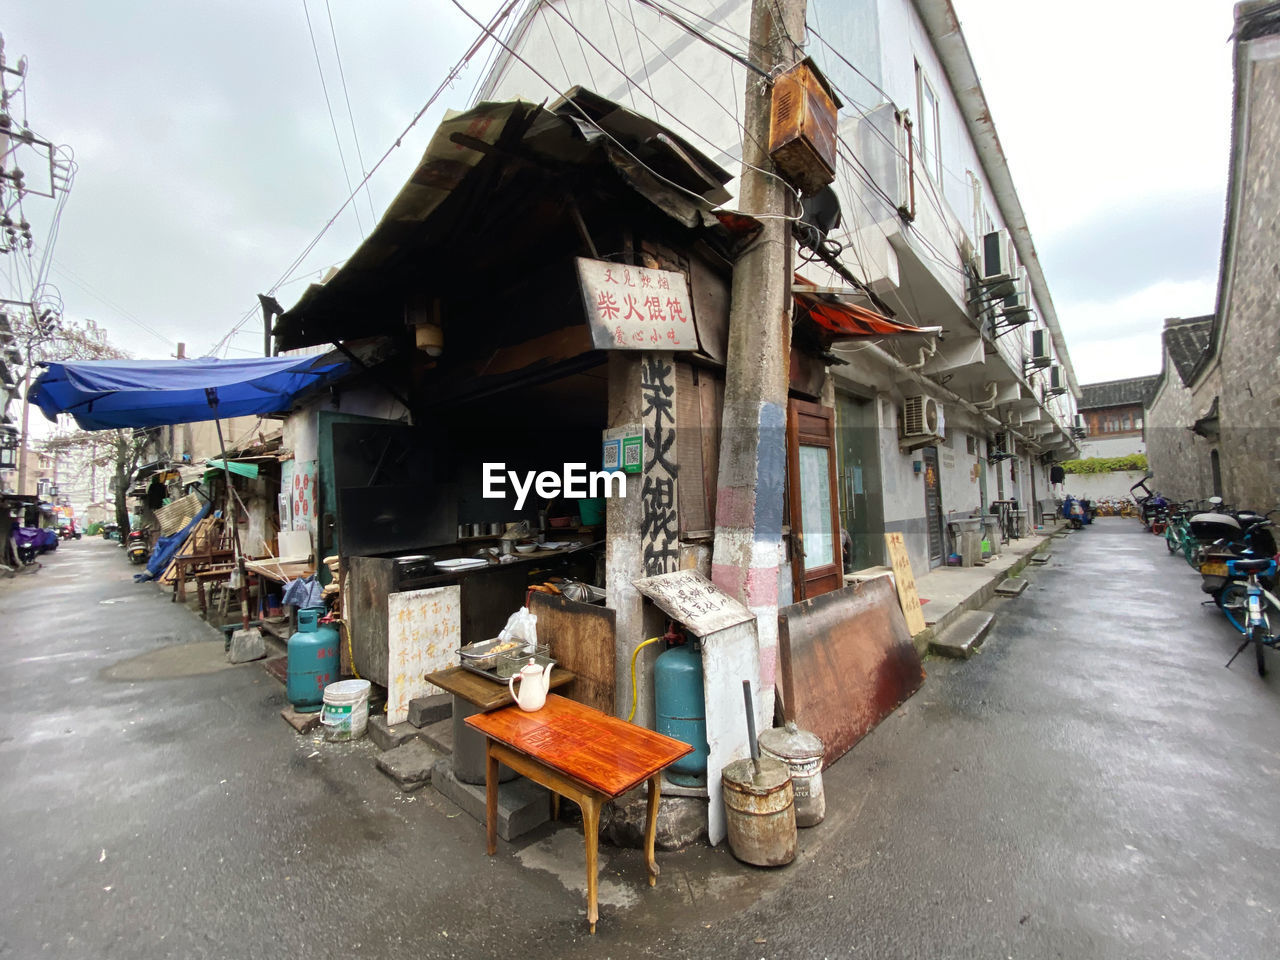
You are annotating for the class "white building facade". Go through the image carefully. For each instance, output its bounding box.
[475,0,1080,573]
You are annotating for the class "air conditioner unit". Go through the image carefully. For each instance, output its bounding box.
[1029,328,1052,369]
[1046,364,1066,395]
[902,396,940,437]
[980,229,1013,285]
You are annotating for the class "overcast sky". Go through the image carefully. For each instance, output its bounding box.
[3,0,1239,393]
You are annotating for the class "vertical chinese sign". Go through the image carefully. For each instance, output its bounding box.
[641,353,679,576]
[575,256,699,352]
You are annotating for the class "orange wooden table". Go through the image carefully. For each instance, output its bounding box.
[465,694,692,933]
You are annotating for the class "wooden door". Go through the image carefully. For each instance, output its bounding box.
[787,398,843,600]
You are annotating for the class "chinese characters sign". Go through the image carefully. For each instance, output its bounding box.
[641,354,679,576]
[575,256,698,351]
[632,569,754,638]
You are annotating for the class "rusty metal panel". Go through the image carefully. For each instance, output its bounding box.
[777,577,923,769]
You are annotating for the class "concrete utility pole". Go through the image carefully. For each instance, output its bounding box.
[710,0,806,723]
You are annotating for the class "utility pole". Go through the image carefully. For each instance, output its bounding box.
[710,0,806,725]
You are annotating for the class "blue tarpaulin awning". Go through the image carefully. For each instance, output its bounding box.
[29,355,349,430]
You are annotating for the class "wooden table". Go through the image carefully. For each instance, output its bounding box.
[425,665,576,784]
[466,694,692,933]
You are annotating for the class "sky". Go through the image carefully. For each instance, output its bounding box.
[1,0,1241,397]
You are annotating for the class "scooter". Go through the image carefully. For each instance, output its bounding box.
[126,528,151,565]
[1060,495,1091,529]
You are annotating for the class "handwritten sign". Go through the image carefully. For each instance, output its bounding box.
[387,585,460,724]
[575,256,698,351]
[641,353,679,576]
[884,532,926,635]
[632,569,753,637]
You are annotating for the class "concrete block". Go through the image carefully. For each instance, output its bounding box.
[605,791,707,851]
[227,628,265,664]
[375,740,442,792]
[280,704,321,734]
[431,758,550,841]
[408,694,451,728]
[929,611,995,660]
[367,715,419,752]
[995,577,1029,597]
[418,717,454,756]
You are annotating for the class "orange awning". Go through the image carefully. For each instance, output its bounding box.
[793,274,940,343]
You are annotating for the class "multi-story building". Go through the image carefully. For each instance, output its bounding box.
[474,0,1081,574]
[1075,375,1158,459]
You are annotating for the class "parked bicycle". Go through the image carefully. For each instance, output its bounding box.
[1219,554,1279,676]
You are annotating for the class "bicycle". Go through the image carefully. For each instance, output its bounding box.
[1220,555,1279,676]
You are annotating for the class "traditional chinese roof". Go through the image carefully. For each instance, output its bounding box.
[1077,376,1160,410]
[1162,315,1213,386]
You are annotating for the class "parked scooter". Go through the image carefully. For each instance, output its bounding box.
[1061,495,1090,530]
[126,528,151,565]
[1130,475,1169,530]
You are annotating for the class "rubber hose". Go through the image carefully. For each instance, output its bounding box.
[627,636,664,723]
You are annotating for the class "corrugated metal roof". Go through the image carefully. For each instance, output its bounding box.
[274,90,749,352]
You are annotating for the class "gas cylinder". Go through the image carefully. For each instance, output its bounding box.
[287,607,340,712]
[654,639,709,786]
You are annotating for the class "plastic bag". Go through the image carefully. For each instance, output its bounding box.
[497,606,538,646]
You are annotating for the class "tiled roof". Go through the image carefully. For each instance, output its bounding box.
[1162,315,1213,386]
[1078,375,1161,410]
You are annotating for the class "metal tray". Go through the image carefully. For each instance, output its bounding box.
[458,642,553,683]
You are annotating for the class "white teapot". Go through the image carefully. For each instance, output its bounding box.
[508,659,552,711]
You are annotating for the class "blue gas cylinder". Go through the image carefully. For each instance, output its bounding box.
[287,607,340,712]
[654,642,710,786]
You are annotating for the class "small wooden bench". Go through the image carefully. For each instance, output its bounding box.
[466,694,691,933]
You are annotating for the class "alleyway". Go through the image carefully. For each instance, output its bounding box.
[1,524,1276,959]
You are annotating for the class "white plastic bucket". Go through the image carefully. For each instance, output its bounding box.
[321,679,371,742]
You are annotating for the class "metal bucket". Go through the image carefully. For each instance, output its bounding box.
[758,722,826,827]
[721,756,796,866]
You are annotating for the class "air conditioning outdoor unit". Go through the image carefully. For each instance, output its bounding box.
[902,395,941,437]
[1029,328,1052,369]
[1046,364,1066,395]
[980,229,1013,285]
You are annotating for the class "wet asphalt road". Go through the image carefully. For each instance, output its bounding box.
[1,523,1277,959]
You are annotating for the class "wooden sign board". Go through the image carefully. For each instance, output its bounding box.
[575,256,698,351]
[632,569,753,637]
[883,532,926,635]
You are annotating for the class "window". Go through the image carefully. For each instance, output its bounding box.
[914,61,942,184]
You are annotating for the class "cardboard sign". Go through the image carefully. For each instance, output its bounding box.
[575,256,698,351]
[632,569,753,637]
[884,532,926,635]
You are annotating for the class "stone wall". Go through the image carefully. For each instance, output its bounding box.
[1213,44,1280,510]
[1146,365,1220,503]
